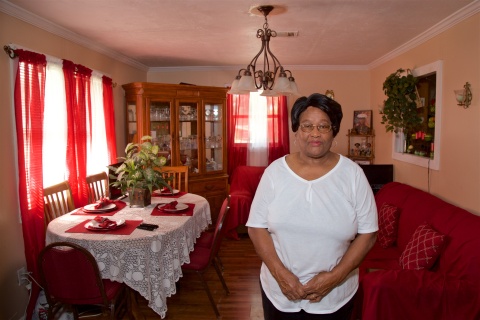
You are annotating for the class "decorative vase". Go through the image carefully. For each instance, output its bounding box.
[128,187,151,207]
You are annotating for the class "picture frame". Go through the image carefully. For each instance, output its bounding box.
[353,110,373,134]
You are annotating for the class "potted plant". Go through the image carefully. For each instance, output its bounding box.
[380,68,423,137]
[109,136,170,207]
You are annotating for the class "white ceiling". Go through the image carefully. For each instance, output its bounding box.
[2,0,479,69]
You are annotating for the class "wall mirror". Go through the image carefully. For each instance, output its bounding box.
[392,60,443,170]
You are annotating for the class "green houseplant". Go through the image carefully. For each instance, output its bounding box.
[109,136,170,207]
[380,68,423,135]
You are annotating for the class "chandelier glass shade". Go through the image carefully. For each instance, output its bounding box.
[228,5,299,97]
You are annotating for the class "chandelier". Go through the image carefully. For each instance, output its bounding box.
[228,5,299,97]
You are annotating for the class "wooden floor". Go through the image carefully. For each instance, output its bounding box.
[127,234,264,320]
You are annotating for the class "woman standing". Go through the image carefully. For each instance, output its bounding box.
[247,93,377,320]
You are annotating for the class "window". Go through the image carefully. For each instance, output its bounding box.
[392,60,443,170]
[227,92,289,177]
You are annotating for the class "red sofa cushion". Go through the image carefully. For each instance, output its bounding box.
[377,203,400,248]
[399,224,446,270]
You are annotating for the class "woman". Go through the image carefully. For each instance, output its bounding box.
[246,93,378,320]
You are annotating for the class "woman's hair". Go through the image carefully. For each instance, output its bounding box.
[291,93,343,137]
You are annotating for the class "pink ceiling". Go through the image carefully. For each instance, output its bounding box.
[4,0,477,68]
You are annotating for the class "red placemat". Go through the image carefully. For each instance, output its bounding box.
[152,191,187,198]
[65,219,142,235]
[71,201,127,216]
[151,203,195,216]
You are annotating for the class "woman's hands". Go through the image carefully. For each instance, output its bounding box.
[302,271,339,302]
[275,268,306,301]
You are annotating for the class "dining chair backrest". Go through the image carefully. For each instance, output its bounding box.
[44,181,75,228]
[86,171,109,203]
[158,165,189,192]
[210,196,230,259]
[38,242,131,319]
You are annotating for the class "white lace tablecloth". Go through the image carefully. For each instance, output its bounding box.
[46,193,211,318]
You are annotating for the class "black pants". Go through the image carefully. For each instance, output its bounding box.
[261,282,355,320]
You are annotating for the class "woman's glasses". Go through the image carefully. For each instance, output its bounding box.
[300,123,333,134]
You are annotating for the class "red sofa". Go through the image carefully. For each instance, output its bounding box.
[358,182,480,320]
[224,166,266,239]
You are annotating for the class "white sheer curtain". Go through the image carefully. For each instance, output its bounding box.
[43,58,67,187]
[247,91,268,166]
[87,72,109,175]
[42,63,111,187]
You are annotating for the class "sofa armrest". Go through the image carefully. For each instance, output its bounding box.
[361,269,480,320]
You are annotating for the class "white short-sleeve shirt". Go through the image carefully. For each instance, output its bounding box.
[246,155,378,314]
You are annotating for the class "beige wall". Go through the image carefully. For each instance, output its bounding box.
[0,12,146,318]
[1,8,479,319]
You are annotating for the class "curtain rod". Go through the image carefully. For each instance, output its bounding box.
[3,44,117,87]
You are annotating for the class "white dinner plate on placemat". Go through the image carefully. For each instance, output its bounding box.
[83,203,117,212]
[153,189,180,195]
[158,202,188,212]
[84,219,125,231]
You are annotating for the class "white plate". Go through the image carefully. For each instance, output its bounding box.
[83,203,117,212]
[85,219,125,231]
[153,189,180,195]
[158,202,189,212]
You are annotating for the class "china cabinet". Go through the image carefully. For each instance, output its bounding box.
[347,129,375,164]
[122,82,228,222]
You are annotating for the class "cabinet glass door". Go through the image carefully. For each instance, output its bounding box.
[150,101,172,165]
[127,102,137,143]
[204,103,223,172]
[178,103,199,174]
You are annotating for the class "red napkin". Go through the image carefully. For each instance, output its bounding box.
[163,201,178,209]
[94,197,114,209]
[94,216,117,229]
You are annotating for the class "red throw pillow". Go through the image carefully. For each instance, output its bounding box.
[377,203,400,248]
[399,224,446,270]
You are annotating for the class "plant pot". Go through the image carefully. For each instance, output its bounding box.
[128,187,151,207]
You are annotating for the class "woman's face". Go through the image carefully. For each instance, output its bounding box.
[296,106,334,159]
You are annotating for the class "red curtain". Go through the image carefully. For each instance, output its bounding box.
[102,76,118,163]
[267,96,290,163]
[227,94,249,179]
[226,94,290,181]
[13,49,47,319]
[63,60,92,207]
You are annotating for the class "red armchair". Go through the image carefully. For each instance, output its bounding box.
[225,166,266,239]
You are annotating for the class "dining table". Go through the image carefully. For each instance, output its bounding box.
[45,191,212,318]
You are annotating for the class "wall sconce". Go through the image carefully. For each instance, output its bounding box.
[454,82,472,108]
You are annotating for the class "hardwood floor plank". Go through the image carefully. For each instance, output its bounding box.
[127,235,263,319]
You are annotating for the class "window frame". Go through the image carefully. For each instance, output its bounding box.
[391,60,443,170]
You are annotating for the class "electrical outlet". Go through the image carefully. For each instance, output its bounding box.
[17,267,28,286]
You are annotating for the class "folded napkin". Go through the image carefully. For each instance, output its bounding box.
[94,216,117,229]
[94,197,114,209]
[163,201,178,209]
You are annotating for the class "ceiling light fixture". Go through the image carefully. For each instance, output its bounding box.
[228,5,299,97]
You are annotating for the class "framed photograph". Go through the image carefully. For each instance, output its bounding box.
[353,110,372,134]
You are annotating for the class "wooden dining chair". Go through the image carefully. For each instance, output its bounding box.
[44,181,75,228]
[86,171,109,203]
[158,165,189,192]
[181,196,230,318]
[38,241,133,320]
